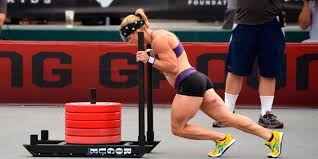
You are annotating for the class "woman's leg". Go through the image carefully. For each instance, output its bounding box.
[200,89,272,141]
[170,94,226,141]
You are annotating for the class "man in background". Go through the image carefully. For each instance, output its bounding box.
[0,0,7,39]
[299,0,318,42]
[213,0,285,129]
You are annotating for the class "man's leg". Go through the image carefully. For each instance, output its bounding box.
[258,18,285,129]
[258,76,284,128]
[259,76,275,115]
[224,72,242,112]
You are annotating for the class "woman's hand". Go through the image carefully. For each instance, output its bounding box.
[136,51,150,64]
[145,49,154,56]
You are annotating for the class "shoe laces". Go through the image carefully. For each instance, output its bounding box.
[263,112,279,122]
[215,141,225,153]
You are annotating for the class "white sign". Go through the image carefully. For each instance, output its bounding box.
[89,147,132,155]
[7,0,52,4]
[188,0,226,6]
[96,0,114,8]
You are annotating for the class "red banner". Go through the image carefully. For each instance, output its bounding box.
[0,41,317,107]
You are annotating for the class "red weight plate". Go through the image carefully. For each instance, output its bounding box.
[66,120,121,129]
[65,128,121,136]
[65,112,121,121]
[65,135,121,144]
[65,102,121,113]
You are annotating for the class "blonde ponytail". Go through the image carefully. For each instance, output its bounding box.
[120,8,150,30]
[135,8,150,28]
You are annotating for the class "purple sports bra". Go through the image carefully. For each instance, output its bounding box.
[173,43,185,57]
[155,42,184,59]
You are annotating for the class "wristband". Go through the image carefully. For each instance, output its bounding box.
[147,56,156,64]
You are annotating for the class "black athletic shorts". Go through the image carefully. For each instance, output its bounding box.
[175,68,213,97]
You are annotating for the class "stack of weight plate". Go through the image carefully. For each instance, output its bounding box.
[64,102,121,144]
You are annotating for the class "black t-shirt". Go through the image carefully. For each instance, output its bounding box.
[0,0,7,14]
[235,0,282,25]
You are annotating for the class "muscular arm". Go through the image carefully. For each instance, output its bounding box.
[0,13,5,26]
[298,1,311,30]
[151,35,178,74]
[0,0,6,27]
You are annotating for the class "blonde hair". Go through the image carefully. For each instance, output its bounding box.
[120,8,150,30]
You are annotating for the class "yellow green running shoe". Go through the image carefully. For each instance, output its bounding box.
[208,134,236,158]
[265,130,284,158]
